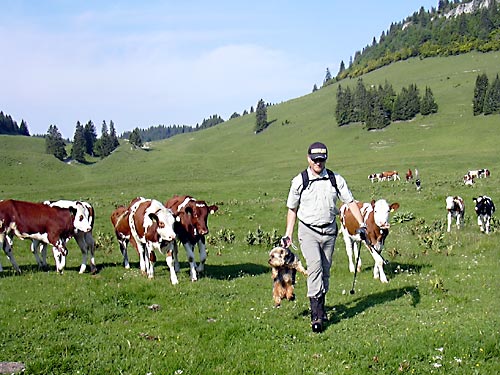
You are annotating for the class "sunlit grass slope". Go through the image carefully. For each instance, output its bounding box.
[0,51,499,374]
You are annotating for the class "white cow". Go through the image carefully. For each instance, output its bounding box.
[446,196,465,232]
[31,200,95,273]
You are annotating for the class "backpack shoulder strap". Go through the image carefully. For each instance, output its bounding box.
[326,169,341,197]
[300,169,309,195]
[299,168,341,201]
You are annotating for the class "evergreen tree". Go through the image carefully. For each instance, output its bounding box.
[483,74,500,115]
[71,123,86,162]
[365,89,389,130]
[352,78,369,122]
[323,68,332,86]
[335,85,352,126]
[129,127,143,147]
[45,125,67,161]
[420,86,438,115]
[379,81,396,121]
[109,120,120,149]
[19,120,30,136]
[255,99,268,133]
[473,73,489,115]
[338,60,346,76]
[84,120,97,156]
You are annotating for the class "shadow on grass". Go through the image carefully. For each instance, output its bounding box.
[324,286,421,329]
[361,260,430,282]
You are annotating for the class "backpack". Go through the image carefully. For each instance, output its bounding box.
[300,168,340,202]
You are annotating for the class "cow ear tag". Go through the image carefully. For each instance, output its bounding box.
[176,216,181,222]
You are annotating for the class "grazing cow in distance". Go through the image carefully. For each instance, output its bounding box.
[381,170,400,181]
[31,200,96,274]
[165,195,219,282]
[463,174,475,186]
[473,196,495,234]
[477,169,490,178]
[113,197,178,282]
[0,199,92,273]
[405,169,413,181]
[368,173,382,183]
[446,196,465,232]
[340,199,400,283]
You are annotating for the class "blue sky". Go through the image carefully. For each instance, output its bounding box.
[1,0,438,138]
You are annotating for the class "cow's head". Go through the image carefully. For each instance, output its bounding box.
[369,199,399,252]
[150,207,177,243]
[180,200,218,237]
[473,196,494,216]
[446,196,463,212]
[65,201,93,233]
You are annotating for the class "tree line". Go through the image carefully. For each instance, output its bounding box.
[0,111,30,136]
[45,120,119,162]
[473,72,500,115]
[324,0,500,83]
[335,79,438,130]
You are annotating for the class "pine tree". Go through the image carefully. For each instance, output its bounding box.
[84,120,97,156]
[323,68,332,86]
[109,120,120,149]
[129,127,143,147]
[19,120,30,136]
[483,74,500,115]
[45,125,67,161]
[71,123,86,162]
[473,73,489,115]
[335,85,352,126]
[420,86,438,115]
[255,99,268,133]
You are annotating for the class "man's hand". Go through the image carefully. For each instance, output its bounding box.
[280,236,291,248]
[355,223,367,241]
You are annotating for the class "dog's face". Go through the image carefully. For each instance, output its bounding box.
[268,246,290,268]
[268,246,301,268]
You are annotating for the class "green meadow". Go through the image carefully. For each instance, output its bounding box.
[1,51,499,374]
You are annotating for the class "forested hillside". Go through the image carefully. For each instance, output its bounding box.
[332,0,500,81]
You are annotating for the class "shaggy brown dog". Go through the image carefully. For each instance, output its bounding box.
[268,246,307,307]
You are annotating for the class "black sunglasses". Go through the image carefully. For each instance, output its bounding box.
[312,158,326,163]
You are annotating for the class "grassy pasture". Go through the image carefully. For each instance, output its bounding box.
[1,52,500,374]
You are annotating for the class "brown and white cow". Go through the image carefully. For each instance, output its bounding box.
[340,199,400,283]
[380,170,400,181]
[446,196,465,232]
[31,200,96,274]
[165,195,218,282]
[405,169,413,181]
[113,197,177,281]
[0,199,92,273]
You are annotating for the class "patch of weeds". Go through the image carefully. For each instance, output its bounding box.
[245,226,280,247]
[392,211,415,224]
[410,218,449,254]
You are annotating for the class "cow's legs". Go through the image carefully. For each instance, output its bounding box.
[370,250,388,283]
[119,239,130,269]
[1,235,21,273]
[164,243,178,285]
[341,229,361,273]
[144,242,155,279]
[447,212,452,232]
[478,216,485,232]
[183,242,198,281]
[31,240,48,270]
[74,232,96,274]
[172,241,180,273]
[196,238,207,273]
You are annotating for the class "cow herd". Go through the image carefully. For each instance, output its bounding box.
[463,168,490,186]
[0,172,496,286]
[0,195,218,284]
